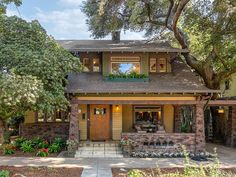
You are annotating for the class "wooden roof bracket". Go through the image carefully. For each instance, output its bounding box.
[204,94,213,111]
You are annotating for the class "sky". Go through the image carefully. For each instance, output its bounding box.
[6,0,144,40]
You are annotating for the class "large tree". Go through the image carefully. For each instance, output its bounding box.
[0,1,82,142]
[82,0,236,93]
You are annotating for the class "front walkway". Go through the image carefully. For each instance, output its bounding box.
[0,143,235,177]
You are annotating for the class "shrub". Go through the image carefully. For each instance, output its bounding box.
[48,143,60,153]
[127,169,144,177]
[53,138,65,148]
[21,140,34,153]
[127,147,235,177]
[13,137,27,149]
[31,137,44,149]
[37,140,49,149]
[0,170,10,177]
[36,148,49,157]
[2,144,16,155]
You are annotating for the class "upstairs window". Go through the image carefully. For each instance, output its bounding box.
[81,58,100,72]
[159,58,167,72]
[83,58,90,72]
[111,57,140,74]
[149,58,168,73]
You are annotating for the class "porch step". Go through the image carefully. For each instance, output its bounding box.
[75,141,123,158]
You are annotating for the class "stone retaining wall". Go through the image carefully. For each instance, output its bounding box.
[122,132,196,153]
[20,123,69,141]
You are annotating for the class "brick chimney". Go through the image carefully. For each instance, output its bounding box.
[112,31,120,43]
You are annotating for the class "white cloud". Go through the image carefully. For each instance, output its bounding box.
[59,0,82,7]
[35,8,91,39]
[35,7,145,40]
[6,9,19,16]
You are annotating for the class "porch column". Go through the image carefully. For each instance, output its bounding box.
[195,103,205,153]
[227,106,236,147]
[69,103,79,143]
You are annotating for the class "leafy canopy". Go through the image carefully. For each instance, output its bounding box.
[82,0,236,89]
[0,15,82,117]
[0,73,43,120]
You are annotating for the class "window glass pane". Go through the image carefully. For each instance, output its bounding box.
[111,62,140,74]
[94,108,106,115]
[37,111,44,122]
[83,58,90,72]
[159,58,167,72]
[134,106,162,124]
[150,58,157,72]
[55,111,62,122]
[93,58,100,72]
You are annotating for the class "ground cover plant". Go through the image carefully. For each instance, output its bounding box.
[113,147,236,177]
[0,137,66,157]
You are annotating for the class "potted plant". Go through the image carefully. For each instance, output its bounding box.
[120,136,134,155]
[66,136,78,153]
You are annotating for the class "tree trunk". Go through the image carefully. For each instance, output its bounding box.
[0,118,10,144]
[0,119,4,144]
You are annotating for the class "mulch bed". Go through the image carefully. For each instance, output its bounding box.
[0,166,83,177]
[112,167,236,177]
[0,149,58,157]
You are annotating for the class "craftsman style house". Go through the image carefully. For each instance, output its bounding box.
[21,37,234,154]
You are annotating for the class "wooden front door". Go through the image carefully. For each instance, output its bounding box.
[89,105,111,141]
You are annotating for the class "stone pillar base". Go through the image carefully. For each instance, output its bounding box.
[195,103,205,153]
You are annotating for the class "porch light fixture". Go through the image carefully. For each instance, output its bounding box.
[218,106,224,114]
[78,108,82,114]
[115,105,119,111]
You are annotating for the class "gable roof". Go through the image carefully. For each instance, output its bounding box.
[57,40,189,53]
[66,59,219,94]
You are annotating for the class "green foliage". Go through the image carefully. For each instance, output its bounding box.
[0,170,10,177]
[82,0,236,89]
[183,0,236,74]
[52,137,66,148]
[0,73,42,121]
[0,0,22,15]
[21,140,34,153]
[13,137,26,149]
[36,148,49,157]
[37,140,49,149]
[48,143,60,153]
[31,137,44,149]
[127,169,144,177]
[2,144,16,155]
[108,73,147,80]
[0,15,82,122]
[128,147,234,177]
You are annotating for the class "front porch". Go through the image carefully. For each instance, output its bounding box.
[69,96,207,154]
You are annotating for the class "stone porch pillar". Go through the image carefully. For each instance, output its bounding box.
[69,103,79,143]
[195,103,205,153]
[226,106,236,147]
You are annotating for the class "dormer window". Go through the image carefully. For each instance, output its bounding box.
[81,57,101,72]
[149,58,168,73]
[111,57,140,74]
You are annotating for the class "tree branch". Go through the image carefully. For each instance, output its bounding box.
[166,0,174,27]
[172,0,190,48]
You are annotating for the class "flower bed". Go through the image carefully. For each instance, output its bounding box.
[130,151,213,159]
[0,137,66,157]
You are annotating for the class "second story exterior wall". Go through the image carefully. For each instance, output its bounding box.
[78,51,172,77]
